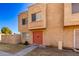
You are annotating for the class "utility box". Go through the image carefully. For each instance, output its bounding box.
[58,41,63,50]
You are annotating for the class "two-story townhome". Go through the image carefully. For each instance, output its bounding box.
[18,3,79,49]
[18,11,29,43]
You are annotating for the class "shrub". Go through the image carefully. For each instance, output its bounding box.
[23,41,29,45]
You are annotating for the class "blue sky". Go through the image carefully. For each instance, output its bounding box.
[0,3,31,33]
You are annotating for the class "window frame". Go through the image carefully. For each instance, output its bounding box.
[22,18,26,25]
[31,11,41,22]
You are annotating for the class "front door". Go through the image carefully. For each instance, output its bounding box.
[33,31,43,45]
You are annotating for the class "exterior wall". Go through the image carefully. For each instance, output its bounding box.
[26,31,33,44]
[20,32,30,43]
[1,34,21,44]
[18,3,79,49]
[18,12,28,32]
[64,3,79,48]
[27,3,64,47]
[43,4,64,47]
[21,32,27,43]
[64,26,74,48]
[28,4,47,29]
[18,12,32,44]
[63,26,79,48]
[64,3,79,26]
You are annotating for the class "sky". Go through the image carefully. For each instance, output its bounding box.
[0,3,31,33]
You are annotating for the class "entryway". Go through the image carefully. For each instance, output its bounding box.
[74,29,79,49]
[33,31,43,45]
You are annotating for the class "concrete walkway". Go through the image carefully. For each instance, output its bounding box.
[15,45,38,56]
[0,45,38,56]
[0,51,13,56]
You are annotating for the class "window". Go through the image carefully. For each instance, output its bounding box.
[72,3,79,14]
[22,32,30,40]
[22,18,26,25]
[22,18,28,25]
[32,12,41,22]
[36,12,41,21]
[32,14,36,21]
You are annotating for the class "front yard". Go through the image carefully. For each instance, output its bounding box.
[0,43,26,54]
[1,43,79,56]
[26,47,79,56]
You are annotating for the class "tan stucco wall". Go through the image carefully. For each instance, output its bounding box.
[28,4,47,29]
[64,3,79,26]
[64,26,74,48]
[21,31,33,44]
[64,3,79,48]
[18,3,79,49]
[27,3,64,47]
[1,34,21,44]
[18,12,28,32]
[43,4,64,47]
[64,26,79,48]
[26,31,33,44]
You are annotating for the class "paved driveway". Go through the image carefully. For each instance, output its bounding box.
[26,47,79,56]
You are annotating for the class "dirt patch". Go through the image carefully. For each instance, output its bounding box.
[0,43,26,54]
[26,47,79,56]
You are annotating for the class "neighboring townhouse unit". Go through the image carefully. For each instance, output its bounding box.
[18,3,79,49]
[18,12,29,43]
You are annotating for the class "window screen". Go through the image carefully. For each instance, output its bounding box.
[72,3,79,14]
[32,14,36,22]
[31,12,41,22]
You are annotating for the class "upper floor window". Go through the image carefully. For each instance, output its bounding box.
[32,12,41,22]
[22,18,26,25]
[22,18,28,25]
[72,3,79,14]
[32,14,36,22]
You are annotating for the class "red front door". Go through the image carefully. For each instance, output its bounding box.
[33,31,43,45]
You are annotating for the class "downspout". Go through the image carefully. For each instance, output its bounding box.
[73,29,79,52]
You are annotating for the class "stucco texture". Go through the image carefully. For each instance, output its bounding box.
[43,4,64,47]
[18,3,79,49]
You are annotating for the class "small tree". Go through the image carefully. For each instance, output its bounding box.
[1,27,12,34]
